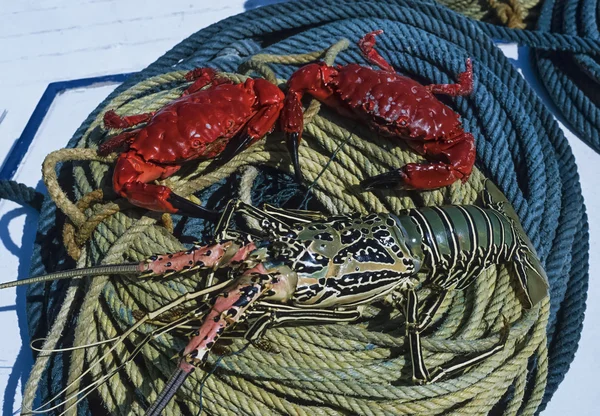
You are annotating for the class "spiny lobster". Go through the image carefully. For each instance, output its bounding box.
[98,68,284,217]
[2,180,548,415]
[281,30,476,190]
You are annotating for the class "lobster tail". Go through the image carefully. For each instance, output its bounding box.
[482,180,549,307]
[512,247,550,308]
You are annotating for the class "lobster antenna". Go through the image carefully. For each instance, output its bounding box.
[297,126,357,210]
[145,368,191,416]
[30,311,211,416]
[196,342,251,416]
[30,336,120,353]
[23,280,232,415]
[29,330,159,416]
[0,263,141,289]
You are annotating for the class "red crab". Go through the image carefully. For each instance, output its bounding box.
[98,68,284,217]
[280,30,475,190]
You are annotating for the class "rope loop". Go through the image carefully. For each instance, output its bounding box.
[532,0,600,153]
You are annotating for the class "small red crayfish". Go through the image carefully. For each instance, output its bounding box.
[98,68,285,217]
[280,30,475,190]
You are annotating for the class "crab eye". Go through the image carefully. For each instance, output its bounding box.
[400,120,407,126]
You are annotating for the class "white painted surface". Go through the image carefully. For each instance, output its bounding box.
[0,85,121,415]
[0,2,597,414]
[0,2,249,413]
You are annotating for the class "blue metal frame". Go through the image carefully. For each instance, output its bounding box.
[0,73,135,180]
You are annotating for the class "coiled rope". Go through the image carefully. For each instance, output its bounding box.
[1,0,589,414]
[25,64,549,416]
[533,0,600,153]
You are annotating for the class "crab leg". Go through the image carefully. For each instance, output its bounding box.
[182,67,226,95]
[358,30,473,98]
[103,77,283,214]
[425,59,473,97]
[281,64,341,182]
[103,110,156,130]
[98,68,223,155]
[358,30,395,72]
[97,128,142,155]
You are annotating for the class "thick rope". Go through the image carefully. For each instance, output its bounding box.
[533,0,600,153]
[438,0,538,28]
[11,1,588,415]
[21,252,89,414]
[0,180,44,211]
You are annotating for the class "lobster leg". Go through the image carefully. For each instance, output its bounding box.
[403,288,509,384]
[244,303,361,341]
[415,291,447,331]
[179,265,286,371]
[404,288,430,383]
[428,319,509,383]
[23,278,233,416]
[361,133,475,190]
[147,296,360,415]
[147,263,297,415]
[425,59,473,97]
[358,30,395,73]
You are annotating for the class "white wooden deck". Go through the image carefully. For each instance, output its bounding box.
[0,1,597,414]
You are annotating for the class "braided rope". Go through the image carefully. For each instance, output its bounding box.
[438,0,538,28]
[0,180,44,211]
[11,1,588,415]
[533,0,600,153]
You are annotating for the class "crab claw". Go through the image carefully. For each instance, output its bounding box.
[167,193,220,220]
[203,133,254,174]
[361,169,409,190]
[286,132,304,184]
[361,153,473,191]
